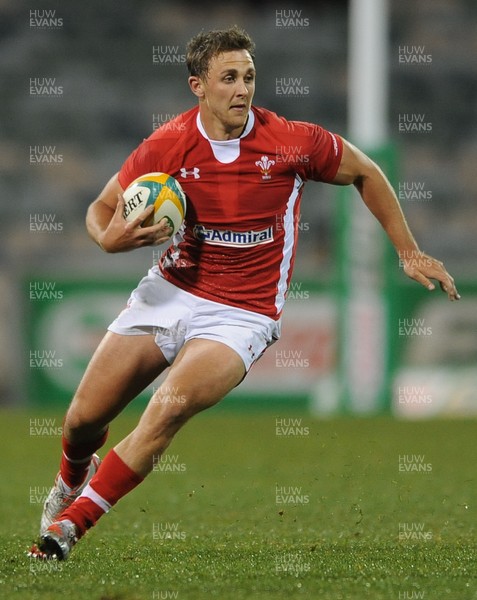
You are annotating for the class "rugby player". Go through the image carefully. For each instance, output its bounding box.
[30,25,459,560]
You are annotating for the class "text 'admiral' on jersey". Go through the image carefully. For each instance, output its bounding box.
[193,225,274,247]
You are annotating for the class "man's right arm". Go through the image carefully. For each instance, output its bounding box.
[85,172,172,253]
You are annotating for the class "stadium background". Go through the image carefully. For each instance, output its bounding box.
[0,0,476,416]
[1,2,477,598]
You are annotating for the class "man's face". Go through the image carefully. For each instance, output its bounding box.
[192,49,256,137]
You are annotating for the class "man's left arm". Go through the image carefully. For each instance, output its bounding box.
[332,138,460,301]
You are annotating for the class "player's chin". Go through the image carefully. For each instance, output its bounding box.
[227,111,249,129]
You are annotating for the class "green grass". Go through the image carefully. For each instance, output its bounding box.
[0,409,476,599]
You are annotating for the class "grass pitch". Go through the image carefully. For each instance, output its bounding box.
[0,409,476,599]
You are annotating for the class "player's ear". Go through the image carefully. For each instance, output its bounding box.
[189,76,205,99]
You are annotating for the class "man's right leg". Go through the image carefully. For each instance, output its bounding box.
[40,331,170,534]
[36,338,247,560]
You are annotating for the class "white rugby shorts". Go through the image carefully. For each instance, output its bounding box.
[108,266,281,371]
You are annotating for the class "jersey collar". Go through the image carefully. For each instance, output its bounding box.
[196,109,255,142]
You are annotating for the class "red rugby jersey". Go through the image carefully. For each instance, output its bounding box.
[118,106,343,320]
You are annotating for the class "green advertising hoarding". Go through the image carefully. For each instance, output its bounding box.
[26,278,136,406]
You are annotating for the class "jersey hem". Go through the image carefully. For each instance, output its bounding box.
[158,265,282,322]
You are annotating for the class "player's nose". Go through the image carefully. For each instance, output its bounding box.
[235,79,249,96]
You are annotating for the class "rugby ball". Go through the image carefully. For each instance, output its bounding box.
[122,172,186,234]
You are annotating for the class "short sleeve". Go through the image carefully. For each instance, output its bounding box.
[118,141,155,190]
[303,125,343,183]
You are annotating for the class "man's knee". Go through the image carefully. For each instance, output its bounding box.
[63,396,108,441]
[151,383,218,421]
[139,386,214,442]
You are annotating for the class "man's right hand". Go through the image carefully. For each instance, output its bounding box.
[97,195,173,253]
[86,173,174,253]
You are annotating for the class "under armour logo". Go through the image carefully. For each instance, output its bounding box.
[180,167,200,179]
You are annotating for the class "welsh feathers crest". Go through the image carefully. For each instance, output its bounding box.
[255,155,275,180]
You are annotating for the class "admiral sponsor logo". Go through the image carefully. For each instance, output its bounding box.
[193,224,273,247]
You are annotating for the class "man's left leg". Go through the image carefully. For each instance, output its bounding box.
[37,338,246,559]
